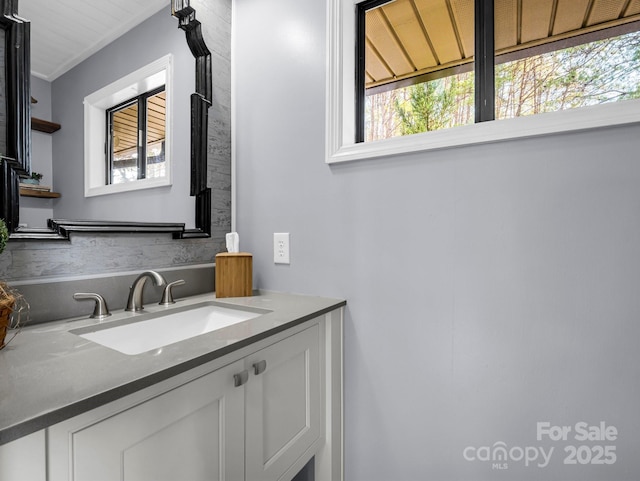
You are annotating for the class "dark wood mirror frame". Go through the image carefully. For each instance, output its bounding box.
[0,0,212,240]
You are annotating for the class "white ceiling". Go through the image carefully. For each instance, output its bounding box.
[19,0,170,81]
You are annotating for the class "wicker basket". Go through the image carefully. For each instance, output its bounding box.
[0,291,15,349]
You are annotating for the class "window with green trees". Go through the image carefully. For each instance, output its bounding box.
[358,0,640,143]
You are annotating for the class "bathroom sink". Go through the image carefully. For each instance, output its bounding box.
[71,302,269,355]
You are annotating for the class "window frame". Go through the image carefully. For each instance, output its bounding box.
[326,0,640,164]
[84,55,172,197]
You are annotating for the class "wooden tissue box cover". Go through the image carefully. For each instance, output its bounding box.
[215,252,253,298]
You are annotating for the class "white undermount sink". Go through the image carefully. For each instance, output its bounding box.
[71,302,269,355]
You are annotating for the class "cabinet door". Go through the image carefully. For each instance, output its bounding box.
[245,324,321,481]
[48,360,245,481]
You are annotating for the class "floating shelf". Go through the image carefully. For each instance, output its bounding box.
[31,117,61,133]
[19,187,61,198]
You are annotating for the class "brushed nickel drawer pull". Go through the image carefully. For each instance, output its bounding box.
[233,370,249,387]
[253,360,267,375]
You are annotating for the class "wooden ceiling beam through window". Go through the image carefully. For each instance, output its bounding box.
[366,0,640,91]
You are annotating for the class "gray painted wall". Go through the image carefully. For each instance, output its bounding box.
[2,0,230,288]
[234,0,640,479]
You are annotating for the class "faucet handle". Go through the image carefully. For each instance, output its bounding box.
[159,280,186,306]
[73,293,111,320]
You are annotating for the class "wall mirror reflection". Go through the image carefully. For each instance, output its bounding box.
[84,54,173,198]
[0,0,216,240]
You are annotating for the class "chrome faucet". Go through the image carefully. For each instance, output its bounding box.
[125,271,166,312]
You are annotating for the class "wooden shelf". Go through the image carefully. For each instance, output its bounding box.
[31,117,61,133]
[19,187,60,198]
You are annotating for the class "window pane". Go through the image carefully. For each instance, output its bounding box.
[145,90,166,180]
[111,102,139,184]
[494,2,640,120]
[366,72,474,140]
[362,0,475,141]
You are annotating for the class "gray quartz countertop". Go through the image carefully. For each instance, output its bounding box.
[0,290,345,445]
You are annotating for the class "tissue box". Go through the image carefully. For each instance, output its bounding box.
[215,252,253,298]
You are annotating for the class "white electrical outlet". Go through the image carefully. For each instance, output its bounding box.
[274,233,290,264]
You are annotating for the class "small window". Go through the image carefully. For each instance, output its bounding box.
[106,86,166,185]
[84,55,172,197]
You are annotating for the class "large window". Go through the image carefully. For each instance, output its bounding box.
[326,0,640,163]
[358,0,640,142]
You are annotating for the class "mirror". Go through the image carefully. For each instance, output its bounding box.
[0,0,213,239]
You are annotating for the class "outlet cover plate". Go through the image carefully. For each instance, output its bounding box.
[274,233,290,264]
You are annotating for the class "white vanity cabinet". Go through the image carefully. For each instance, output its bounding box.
[46,321,326,481]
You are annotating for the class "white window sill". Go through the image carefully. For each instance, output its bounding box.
[326,99,640,164]
[85,177,171,197]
